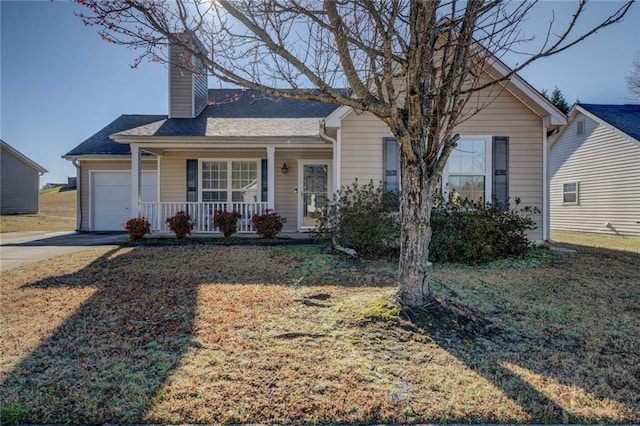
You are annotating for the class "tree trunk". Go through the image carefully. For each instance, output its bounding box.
[396,154,437,308]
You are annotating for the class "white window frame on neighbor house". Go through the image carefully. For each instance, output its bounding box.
[442,136,492,203]
[562,181,579,205]
[198,159,262,204]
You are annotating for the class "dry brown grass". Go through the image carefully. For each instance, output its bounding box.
[0,244,638,424]
[0,188,76,233]
[552,230,640,253]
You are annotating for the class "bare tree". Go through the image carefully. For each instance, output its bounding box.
[627,53,640,99]
[76,0,632,308]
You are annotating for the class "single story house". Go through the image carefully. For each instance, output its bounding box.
[1,139,48,214]
[549,104,640,237]
[64,42,566,243]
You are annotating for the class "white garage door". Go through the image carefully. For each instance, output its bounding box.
[91,171,157,231]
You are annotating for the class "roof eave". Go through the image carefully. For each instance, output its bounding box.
[111,134,326,144]
[485,55,567,126]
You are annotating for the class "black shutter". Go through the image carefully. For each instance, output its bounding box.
[382,137,400,193]
[186,159,198,202]
[492,136,509,209]
[261,159,268,202]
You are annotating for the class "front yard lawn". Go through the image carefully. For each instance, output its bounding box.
[1,244,638,424]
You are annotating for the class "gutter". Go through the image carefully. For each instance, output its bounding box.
[318,120,336,145]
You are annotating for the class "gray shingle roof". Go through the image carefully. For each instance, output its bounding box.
[65,115,167,156]
[579,104,640,142]
[66,89,341,156]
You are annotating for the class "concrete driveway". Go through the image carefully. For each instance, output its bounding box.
[0,231,128,272]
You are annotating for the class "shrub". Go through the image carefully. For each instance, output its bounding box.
[123,216,151,240]
[213,210,241,238]
[314,180,400,257]
[429,195,539,265]
[251,209,284,238]
[166,210,194,239]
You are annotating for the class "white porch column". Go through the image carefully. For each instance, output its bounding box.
[267,146,275,210]
[131,145,141,217]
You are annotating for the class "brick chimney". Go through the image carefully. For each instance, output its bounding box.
[168,33,208,118]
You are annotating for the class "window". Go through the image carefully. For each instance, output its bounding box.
[444,138,491,203]
[576,119,585,136]
[201,160,259,204]
[563,182,579,204]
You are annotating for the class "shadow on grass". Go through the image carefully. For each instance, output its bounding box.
[406,286,640,423]
[0,247,198,423]
[0,244,395,423]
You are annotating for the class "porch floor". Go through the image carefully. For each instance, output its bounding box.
[147,231,315,240]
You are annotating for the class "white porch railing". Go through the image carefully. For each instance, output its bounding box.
[140,202,270,234]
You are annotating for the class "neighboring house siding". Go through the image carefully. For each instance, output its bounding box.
[78,160,157,231]
[0,148,40,214]
[339,85,544,241]
[169,43,194,118]
[550,112,640,237]
[160,149,332,232]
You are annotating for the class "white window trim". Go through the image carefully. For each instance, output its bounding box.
[198,158,262,204]
[442,135,492,203]
[562,181,580,205]
[576,119,585,136]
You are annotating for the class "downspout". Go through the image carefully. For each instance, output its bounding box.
[71,159,82,232]
[319,120,338,192]
[542,126,550,243]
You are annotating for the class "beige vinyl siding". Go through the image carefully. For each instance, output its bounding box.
[340,112,392,186]
[550,112,640,237]
[169,43,195,118]
[339,86,544,241]
[78,159,157,231]
[160,149,331,232]
[0,147,41,214]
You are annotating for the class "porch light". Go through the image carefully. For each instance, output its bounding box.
[281,163,289,174]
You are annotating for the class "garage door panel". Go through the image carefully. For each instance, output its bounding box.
[91,171,157,231]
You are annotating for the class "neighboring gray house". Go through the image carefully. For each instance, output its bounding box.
[1,139,48,214]
[549,104,640,237]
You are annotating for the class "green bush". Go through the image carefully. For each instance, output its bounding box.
[429,195,539,265]
[314,180,400,257]
[316,181,539,265]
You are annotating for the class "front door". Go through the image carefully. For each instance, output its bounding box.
[298,160,331,229]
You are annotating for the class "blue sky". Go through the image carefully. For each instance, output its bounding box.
[1,1,639,184]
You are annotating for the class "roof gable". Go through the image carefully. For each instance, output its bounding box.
[1,139,47,173]
[577,104,640,143]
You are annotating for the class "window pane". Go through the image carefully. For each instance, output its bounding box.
[202,191,226,202]
[202,161,227,193]
[449,175,485,202]
[563,183,576,192]
[563,193,577,203]
[231,161,258,199]
[449,139,485,174]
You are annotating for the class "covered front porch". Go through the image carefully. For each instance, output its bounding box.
[141,201,269,233]
[128,144,335,234]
